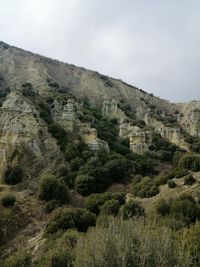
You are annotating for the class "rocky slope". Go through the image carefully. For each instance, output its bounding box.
[0,41,200,179]
[0,41,200,263]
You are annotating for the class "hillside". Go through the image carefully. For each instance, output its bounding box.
[0,41,200,266]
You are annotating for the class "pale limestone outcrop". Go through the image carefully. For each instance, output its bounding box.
[177,102,200,136]
[177,101,200,137]
[155,126,189,151]
[129,126,153,154]
[79,123,109,152]
[60,98,77,132]
[0,91,60,179]
[119,123,152,154]
[102,99,126,121]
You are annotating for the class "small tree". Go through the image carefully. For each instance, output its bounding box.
[75,175,96,196]
[120,200,145,219]
[1,194,16,207]
[4,165,24,185]
[39,175,69,204]
[168,180,176,188]
[184,175,196,185]
[156,199,170,216]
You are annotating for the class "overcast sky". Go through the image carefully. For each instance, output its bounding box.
[0,0,199,102]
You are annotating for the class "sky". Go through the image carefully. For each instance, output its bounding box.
[0,0,199,102]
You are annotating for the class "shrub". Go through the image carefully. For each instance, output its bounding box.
[48,124,68,149]
[168,180,176,188]
[85,192,126,215]
[177,222,200,266]
[74,175,96,196]
[184,174,196,185]
[104,157,131,182]
[55,164,69,178]
[155,171,174,186]
[45,200,59,213]
[99,199,121,216]
[1,250,32,267]
[65,144,80,161]
[1,194,16,207]
[39,175,69,204]
[171,199,200,224]
[172,167,188,178]
[4,165,24,185]
[120,200,145,219]
[178,153,200,171]
[45,208,96,235]
[156,199,170,216]
[132,177,160,198]
[70,157,85,171]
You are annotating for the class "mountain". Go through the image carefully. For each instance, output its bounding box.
[0,41,200,265]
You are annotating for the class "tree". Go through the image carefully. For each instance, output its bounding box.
[45,208,96,234]
[120,200,145,219]
[99,199,121,216]
[4,165,24,185]
[156,199,170,216]
[75,175,96,196]
[1,194,16,207]
[39,175,69,204]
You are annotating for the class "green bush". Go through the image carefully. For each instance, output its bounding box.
[171,198,200,224]
[39,175,69,204]
[45,208,96,235]
[156,199,170,216]
[132,177,160,198]
[1,194,16,207]
[74,175,96,196]
[168,180,176,188]
[178,153,200,171]
[120,200,145,219]
[155,171,174,186]
[70,157,85,171]
[4,165,24,185]
[48,124,68,149]
[172,167,188,178]
[55,164,69,178]
[184,174,196,185]
[99,199,121,216]
[85,192,126,215]
[1,250,32,267]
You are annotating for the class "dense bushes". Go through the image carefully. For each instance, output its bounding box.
[45,208,96,234]
[178,153,200,171]
[132,177,160,198]
[74,175,96,196]
[4,165,24,185]
[39,175,69,204]
[75,218,175,267]
[85,192,126,215]
[156,194,200,225]
[120,200,145,219]
[172,167,189,178]
[74,153,133,196]
[1,194,16,207]
[156,199,170,216]
[48,124,68,149]
[1,250,32,267]
[99,199,121,216]
[149,134,180,162]
[155,171,174,186]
